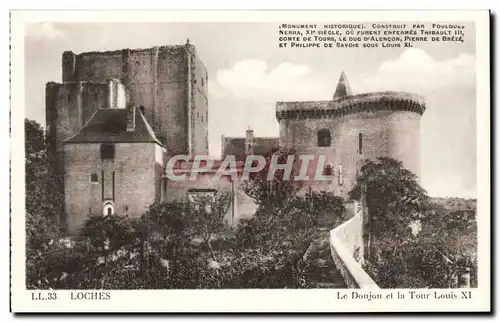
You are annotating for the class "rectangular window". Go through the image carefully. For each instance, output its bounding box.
[90,173,99,183]
[323,164,333,176]
[358,133,363,154]
[187,188,217,212]
[100,143,115,160]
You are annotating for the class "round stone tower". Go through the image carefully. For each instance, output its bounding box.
[276,71,426,196]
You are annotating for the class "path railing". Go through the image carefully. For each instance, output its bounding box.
[329,202,379,289]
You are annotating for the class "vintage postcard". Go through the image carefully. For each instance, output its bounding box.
[10,10,490,312]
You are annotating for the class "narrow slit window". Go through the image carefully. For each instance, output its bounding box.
[358,133,363,154]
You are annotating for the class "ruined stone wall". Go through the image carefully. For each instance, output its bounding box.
[63,142,159,234]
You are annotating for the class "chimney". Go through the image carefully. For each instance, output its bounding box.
[245,126,254,155]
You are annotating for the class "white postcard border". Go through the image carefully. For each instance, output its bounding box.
[10,9,491,312]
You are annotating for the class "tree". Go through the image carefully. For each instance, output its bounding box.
[78,215,136,288]
[25,119,49,224]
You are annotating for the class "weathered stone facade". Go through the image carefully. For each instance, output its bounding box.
[50,41,208,158]
[276,72,426,197]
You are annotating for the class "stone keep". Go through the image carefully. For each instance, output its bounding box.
[276,71,426,197]
[47,41,209,165]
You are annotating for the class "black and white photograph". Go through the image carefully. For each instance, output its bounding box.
[10,10,490,313]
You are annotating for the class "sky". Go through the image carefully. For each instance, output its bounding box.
[24,22,477,198]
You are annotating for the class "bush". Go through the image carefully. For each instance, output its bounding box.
[350,157,477,288]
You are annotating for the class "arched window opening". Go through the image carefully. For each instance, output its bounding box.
[317,129,331,147]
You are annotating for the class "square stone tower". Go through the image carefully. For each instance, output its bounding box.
[47,39,209,166]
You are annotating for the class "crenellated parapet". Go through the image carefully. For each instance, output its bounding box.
[276,91,426,121]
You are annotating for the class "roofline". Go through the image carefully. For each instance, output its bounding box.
[276,91,425,106]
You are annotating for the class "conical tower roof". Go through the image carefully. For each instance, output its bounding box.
[333,70,352,99]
